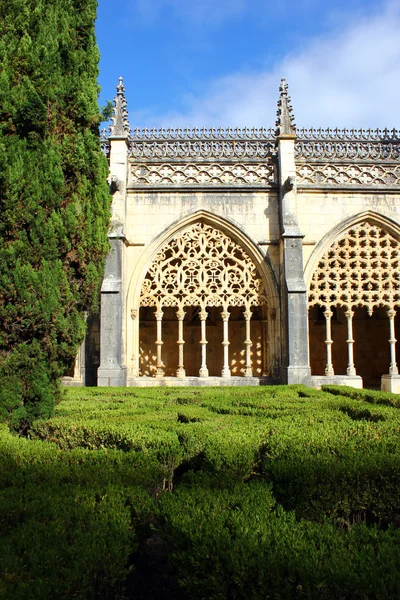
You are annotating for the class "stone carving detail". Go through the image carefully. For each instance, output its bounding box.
[131,127,276,140]
[276,78,296,136]
[297,128,400,141]
[109,77,130,138]
[130,162,276,187]
[297,163,400,187]
[309,222,400,313]
[295,140,400,162]
[129,140,276,162]
[140,222,268,309]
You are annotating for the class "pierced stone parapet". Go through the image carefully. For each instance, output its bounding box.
[295,140,400,162]
[129,162,277,187]
[129,139,277,163]
[296,128,400,141]
[130,126,277,140]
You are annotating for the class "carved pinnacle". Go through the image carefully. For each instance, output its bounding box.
[109,76,131,138]
[276,77,296,136]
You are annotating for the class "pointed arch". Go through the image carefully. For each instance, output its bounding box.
[304,211,400,289]
[126,209,281,379]
[127,209,279,313]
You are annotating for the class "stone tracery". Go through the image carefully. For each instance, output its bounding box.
[140,222,268,310]
[309,222,400,313]
[309,221,400,377]
[139,222,268,378]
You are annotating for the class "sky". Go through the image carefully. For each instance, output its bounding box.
[96,0,400,130]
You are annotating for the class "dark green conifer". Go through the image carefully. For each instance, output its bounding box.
[0,0,110,429]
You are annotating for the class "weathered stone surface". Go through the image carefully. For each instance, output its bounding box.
[88,79,400,389]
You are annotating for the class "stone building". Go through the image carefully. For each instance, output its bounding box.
[65,78,400,391]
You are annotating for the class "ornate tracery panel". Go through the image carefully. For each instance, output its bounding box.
[309,221,400,313]
[308,221,400,378]
[140,222,268,309]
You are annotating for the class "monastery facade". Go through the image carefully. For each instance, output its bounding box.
[65,78,400,391]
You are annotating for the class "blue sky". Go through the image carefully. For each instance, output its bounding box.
[96,0,400,129]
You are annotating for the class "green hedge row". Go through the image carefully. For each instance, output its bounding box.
[159,476,400,600]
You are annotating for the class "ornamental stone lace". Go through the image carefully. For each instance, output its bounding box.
[309,222,400,314]
[140,223,268,310]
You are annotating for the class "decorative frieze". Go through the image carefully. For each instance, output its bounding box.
[295,140,400,162]
[129,139,276,162]
[129,162,276,187]
[296,163,400,187]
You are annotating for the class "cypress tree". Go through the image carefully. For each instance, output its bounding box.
[0,0,111,429]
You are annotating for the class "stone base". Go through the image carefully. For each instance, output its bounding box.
[97,367,127,387]
[127,376,278,387]
[381,374,400,394]
[61,376,83,387]
[310,375,363,390]
[281,366,311,385]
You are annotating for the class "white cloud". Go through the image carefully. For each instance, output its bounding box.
[130,0,400,129]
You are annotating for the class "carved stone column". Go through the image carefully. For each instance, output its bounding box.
[221,311,231,378]
[345,309,356,376]
[243,309,253,377]
[199,309,209,377]
[176,310,186,378]
[387,309,398,375]
[382,309,400,392]
[154,309,164,378]
[324,308,334,376]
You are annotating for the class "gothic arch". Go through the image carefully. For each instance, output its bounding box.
[304,210,400,289]
[127,209,279,312]
[126,210,280,379]
[305,211,400,385]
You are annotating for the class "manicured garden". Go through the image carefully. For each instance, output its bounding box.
[2,385,400,599]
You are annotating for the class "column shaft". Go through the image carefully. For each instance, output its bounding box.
[176,310,186,378]
[199,309,209,377]
[221,311,231,378]
[324,308,334,376]
[388,309,398,375]
[345,309,356,376]
[244,309,253,377]
[154,310,164,378]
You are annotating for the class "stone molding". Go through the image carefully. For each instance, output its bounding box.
[129,162,276,187]
[296,163,400,187]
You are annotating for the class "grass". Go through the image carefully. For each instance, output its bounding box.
[2,385,400,599]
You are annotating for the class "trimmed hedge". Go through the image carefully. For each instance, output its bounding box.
[3,385,400,598]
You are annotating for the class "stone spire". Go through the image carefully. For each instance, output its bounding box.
[109,76,130,138]
[276,78,296,136]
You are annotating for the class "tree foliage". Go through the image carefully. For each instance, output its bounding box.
[0,0,111,429]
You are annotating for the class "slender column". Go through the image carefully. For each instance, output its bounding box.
[176,310,186,378]
[199,309,209,377]
[261,318,268,376]
[154,309,164,378]
[345,309,356,376]
[243,309,253,377]
[221,311,231,378]
[324,308,334,376]
[387,309,398,375]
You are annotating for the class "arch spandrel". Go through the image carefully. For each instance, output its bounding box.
[140,222,268,310]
